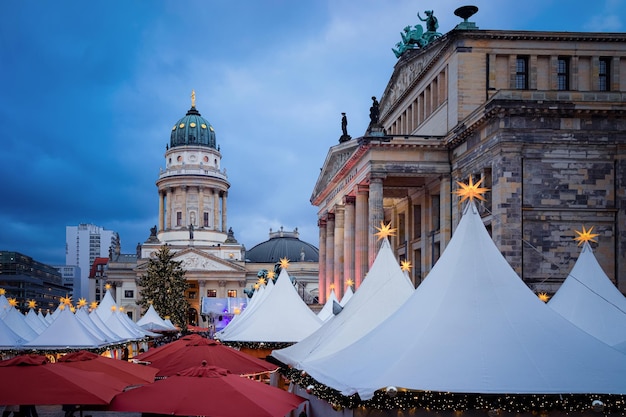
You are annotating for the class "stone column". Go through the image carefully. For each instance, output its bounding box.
[158,191,165,232]
[355,184,369,287]
[166,188,173,229]
[343,196,355,292]
[368,176,384,267]
[325,213,335,300]
[221,192,227,232]
[317,218,327,303]
[213,190,220,230]
[333,205,345,299]
[181,186,188,227]
[198,187,204,228]
[198,280,206,324]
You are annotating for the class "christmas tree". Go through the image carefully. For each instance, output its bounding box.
[138,245,190,329]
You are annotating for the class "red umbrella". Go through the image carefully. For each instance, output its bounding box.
[140,336,277,377]
[57,350,158,386]
[108,363,306,417]
[0,354,128,405]
[133,333,201,362]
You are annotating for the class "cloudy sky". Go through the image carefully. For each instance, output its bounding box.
[1,0,624,266]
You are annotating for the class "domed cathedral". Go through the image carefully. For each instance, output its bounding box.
[244,227,320,304]
[312,7,626,304]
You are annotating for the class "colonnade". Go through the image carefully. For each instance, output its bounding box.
[317,177,385,303]
[157,186,228,233]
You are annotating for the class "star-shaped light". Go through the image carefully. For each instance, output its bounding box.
[329,283,335,289]
[253,283,260,290]
[267,270,276,280]
[574,225,600,246]
[105,283,112,290]
[27,300,37,309]
[77,298,88,308]
[401,260,412,272]
[111,305,117,312]
[90,301,98,310]
[345,279,354,288]
[279,257,290,269]
[538,292,550,303]
[0,288,5,296]
[258,277,267,285]
[374,222,397,240]
[8,298,17,307]
[63,296,72,306]
[454,177,489,203]
[119,306,125,312]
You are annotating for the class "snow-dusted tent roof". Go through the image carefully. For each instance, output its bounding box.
[136,304,177,332]
[273,238,414,368]
[301,202,626,400]
[316,289,338,322]
[217,268,322,343]
[23,307,109,350]
[548,241,626,350]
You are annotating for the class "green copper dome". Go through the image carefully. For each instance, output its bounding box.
[170,105,217,149]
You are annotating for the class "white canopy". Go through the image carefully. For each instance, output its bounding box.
[0,316,26,348]
[218,268,322,343]
[548,241,626,349]
[273,237,414,367]
[339,287,353,307]
[301,202,626,400]
[136,304,177,332]
[24,308,48,335]
[218,281,272,337]
[316,289,339,322]
[2,306,37,342]
[75,307,124,343]
[24,307,108,350]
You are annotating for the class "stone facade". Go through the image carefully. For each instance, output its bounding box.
[312,27,626,302]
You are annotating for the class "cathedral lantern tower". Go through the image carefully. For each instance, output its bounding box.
[155,91,231,246]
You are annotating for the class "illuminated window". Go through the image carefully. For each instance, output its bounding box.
[206,289,217,297]
[227,290,237,298]
[124,290,134,298]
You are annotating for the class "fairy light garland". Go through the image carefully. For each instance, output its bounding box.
[279,366,626,414]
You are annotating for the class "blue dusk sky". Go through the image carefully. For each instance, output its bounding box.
[1,0,624,266]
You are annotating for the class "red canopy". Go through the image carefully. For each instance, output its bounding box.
[108,364,305,417]
[134,333,201,362]
[0,354,128,405]
[137,335,277,377]
[57,350,158,386]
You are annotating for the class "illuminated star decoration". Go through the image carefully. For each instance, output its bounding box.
[345,279,354,288]
[574,225,600,246]
[27,300,37,309]
[537,292,550,303]
[279,257,290,269]
[90,301,98,310]
[0,288,5,295]
[267,270,276,280]
[401,260,412,272]
[258,277,267,285]
[77,298,88,308]
[105,283,112,290]
[375,222,397,241]
[454,177,489,203]
[63,296,73,305]
[8,298,17,307]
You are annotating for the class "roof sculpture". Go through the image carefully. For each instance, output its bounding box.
[169,89,217,149]
[548,232,626,350]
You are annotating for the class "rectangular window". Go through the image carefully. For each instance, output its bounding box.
[557,57,569,90]
[397,213,406,244]
[176,211,182,227]
[515,56,528,89]
[203,212,209,227]
[599,57,610,91]
[431,195,440,231]
[206,289,217,297]
[413,205,422,240]
[188,291,196,299]
[124,290,134,298]
[227,290,237,298]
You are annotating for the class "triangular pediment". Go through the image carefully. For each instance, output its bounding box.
[311,140,361,202]
[135,248,245,273]
[380,34,452,117]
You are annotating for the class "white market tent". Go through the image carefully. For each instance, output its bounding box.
[136,304,177,332]
[548,241,626,350]
[217,268,322,343]
[301,202,626,400]
[23,306,109,350]
[216,279,272,339]
[339,286,353,307]
[2,306,37,342]
[0,316,26,349]
[24,308,48,335]
[317,289,339,322]
[273,237,415,368]
[75,307,124,344]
